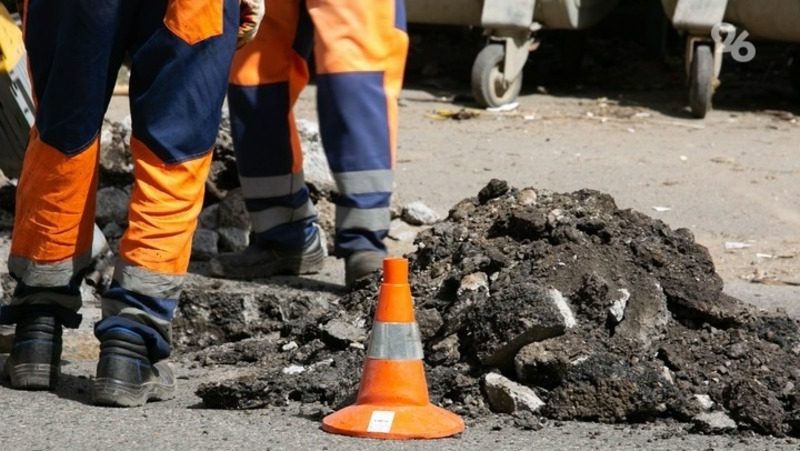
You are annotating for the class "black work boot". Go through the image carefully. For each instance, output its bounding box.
[3,312,62,390]
[93,329,175,407]
[209,226,326,279]
[345,250,386,287]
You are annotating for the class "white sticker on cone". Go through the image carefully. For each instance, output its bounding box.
[367,410,395,433]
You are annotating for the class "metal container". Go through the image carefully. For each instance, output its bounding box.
[724,1,800,43]
[536,0,621,30]
[405,0,621,107]
[662,0,800,118]
[406,0,483,26]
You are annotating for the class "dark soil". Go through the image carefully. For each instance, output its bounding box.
[177,180,800,437]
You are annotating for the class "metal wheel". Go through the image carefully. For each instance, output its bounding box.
[689,43,714,119]
[471,43,523,108]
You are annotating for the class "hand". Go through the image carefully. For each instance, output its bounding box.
[237,0,264,48]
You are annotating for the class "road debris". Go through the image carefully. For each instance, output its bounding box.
[428,108,481,121]
[178,181,799,437]
[401,201,440,226]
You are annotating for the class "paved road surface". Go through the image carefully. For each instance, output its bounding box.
[3,65,800,449]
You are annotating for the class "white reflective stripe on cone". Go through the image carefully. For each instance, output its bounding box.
[367,321,424,360]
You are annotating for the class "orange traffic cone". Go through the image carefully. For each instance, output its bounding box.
[322,257,465,439]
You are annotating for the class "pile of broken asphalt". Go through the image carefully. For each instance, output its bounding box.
[174,179,800,438]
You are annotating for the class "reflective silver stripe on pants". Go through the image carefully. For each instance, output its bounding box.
[250,199,317,233]
[102,297,174,345]
[239,172,306,200]
[114,260,184,300]
[335,206,390,232]
[333,169,394,195]
[104,260,185,345]
[8,252,92,288]
[367,321,424,360]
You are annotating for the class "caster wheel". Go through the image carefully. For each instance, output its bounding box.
[471,43,523,108]
[689,43,714,118]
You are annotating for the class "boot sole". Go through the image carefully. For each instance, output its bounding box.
[93,377,176,407]
[345,252,387,287]
[266,252,325,276]
[211,250,326,280]
[5,362,59,390]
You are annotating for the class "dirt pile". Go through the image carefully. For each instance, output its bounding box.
[180,180,799,437]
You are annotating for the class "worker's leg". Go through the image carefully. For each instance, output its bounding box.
[92,0,238,406]
[213,0,325,279]
[308,0,408,282]
[1,0,132,389]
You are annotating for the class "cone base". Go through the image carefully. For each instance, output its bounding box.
[322,403,465,440]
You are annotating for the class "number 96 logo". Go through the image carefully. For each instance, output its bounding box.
[711,24,756,63]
